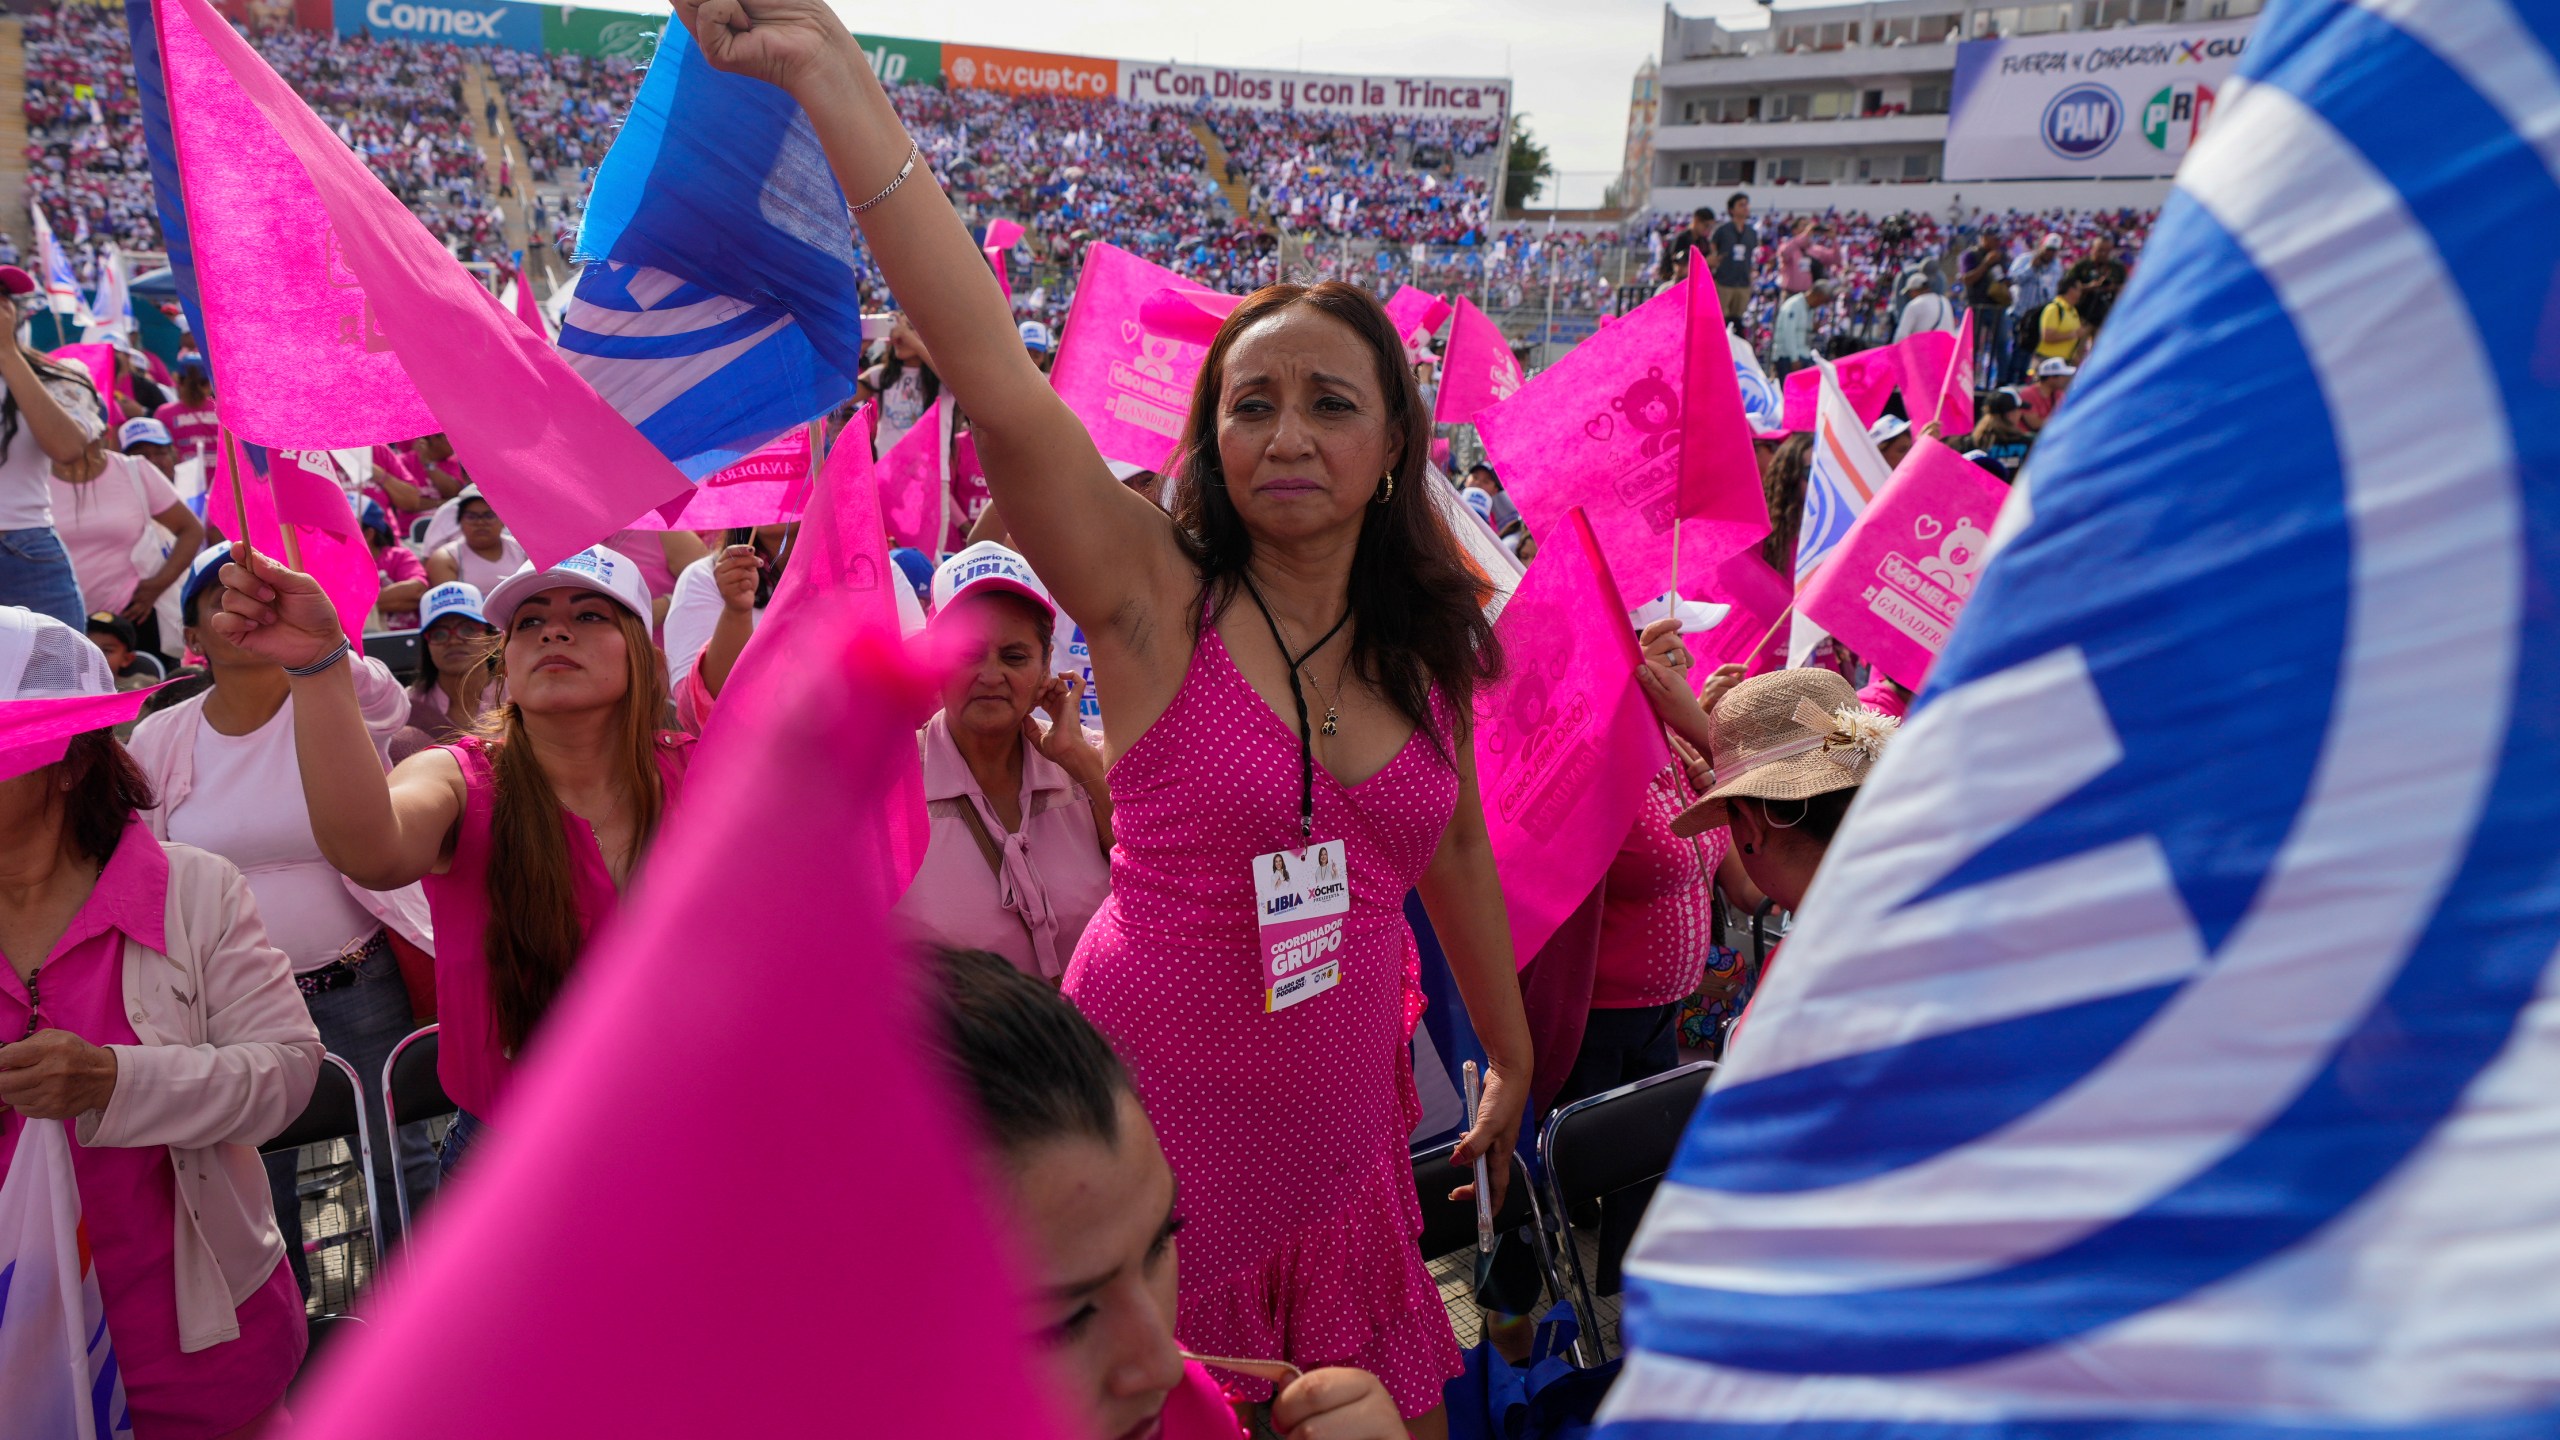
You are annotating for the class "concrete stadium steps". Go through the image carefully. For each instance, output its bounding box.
[0,18,26,259]
[460,59,543,281]
[1188,116,1248,220]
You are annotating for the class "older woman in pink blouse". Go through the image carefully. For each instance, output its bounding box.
[894,544,1112,980]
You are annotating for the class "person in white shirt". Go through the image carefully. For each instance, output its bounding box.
[124,544,437,1292]
[1892,272,1958,341]
[425,486,527,593]
[47,433,202,659]
[1770,283,1830,375]
[0,268,112,627]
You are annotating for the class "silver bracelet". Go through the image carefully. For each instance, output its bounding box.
[284,639,352,678]
[850,139,922,215]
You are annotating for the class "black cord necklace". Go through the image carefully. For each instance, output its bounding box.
[1238,573,1353,843]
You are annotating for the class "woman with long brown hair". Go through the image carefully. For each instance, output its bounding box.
[673,3,1532,1429]
[206,544,684,1179]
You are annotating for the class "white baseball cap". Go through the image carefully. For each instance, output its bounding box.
[1868,413,1912,445]
[1018,319,1054,352]
[118,416,172,448]
[2036,357,2077,378]
[0,606,117,702]
[481,545,653,629]
[931,541,1056,623]
[418,581,491,633]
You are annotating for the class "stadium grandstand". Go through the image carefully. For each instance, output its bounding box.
[11,0,2152,368]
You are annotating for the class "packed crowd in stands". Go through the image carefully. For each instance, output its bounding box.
[484,46,641,182]
[1217,108,1499,245]
[23,3,160,252]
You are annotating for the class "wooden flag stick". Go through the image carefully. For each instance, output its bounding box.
[1748,600,1796,662]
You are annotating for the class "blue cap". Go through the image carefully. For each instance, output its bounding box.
[179,541,233,621]
[889,547,935,600]
[359,498,391,535]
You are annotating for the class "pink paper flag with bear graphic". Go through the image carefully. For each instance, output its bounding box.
[1475,282,1769,601]
[1797,437,2012,692]
[1050,242,1234,471]
[1434,296,1523,427]
[1781,341,1901,432]
[1473,507,1671,964]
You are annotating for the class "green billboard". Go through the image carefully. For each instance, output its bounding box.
[542,6,663,60]
[854,32,939,88]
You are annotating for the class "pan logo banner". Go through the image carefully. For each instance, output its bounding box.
[1945,19,2251,180]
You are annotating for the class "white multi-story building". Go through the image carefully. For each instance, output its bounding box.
[1645,0,2259,218]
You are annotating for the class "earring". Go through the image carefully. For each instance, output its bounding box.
[1374,471,1395,505]
[1740,842,1755,855]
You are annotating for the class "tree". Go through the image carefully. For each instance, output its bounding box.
[1504,114,1555,211]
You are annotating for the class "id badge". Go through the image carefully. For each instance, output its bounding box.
[1252,839,1351,1013]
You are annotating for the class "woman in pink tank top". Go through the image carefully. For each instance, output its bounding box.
[205,542,691,1178]
[692,25,1535,1428]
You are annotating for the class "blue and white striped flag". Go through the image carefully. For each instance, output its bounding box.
[1603,1,2560,1435]
[564,20,867,480]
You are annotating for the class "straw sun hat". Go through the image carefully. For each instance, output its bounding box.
[1671,669,1901,838]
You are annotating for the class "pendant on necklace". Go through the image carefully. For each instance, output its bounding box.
[1322,709,1339,737]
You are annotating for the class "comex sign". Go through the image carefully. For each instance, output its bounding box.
[2041,83,2121,160]
[366,0,501,36]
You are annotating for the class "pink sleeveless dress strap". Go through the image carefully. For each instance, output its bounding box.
[1065,606,1463,1418]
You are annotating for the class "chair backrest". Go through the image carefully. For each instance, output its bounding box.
[384,1025,454,1128]
[1540,1060,1714,1211]
[261,1052,364,1155]
[1410,1146,1535,1261]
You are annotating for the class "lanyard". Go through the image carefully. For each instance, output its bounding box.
[1239,575,1353,843]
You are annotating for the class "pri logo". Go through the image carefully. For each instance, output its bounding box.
[2142,81,2216,155]
[2041,84,2122,160]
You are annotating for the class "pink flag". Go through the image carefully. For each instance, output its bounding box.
[1385,285,1452,345]
[1688,547,1792,674]
[1474,282,1769,603]
[879,396,947,553]
[290,625,1064,1438]
[1677,252,1766,529]
[706,405,930,883]
[1780,342,1900,432]
[1473,507,1671,963]
[984,246,1011,302]
[216,439,375,654]
[156,0,690,567]
[945,430,990,553]
[1797,437,2011,692]
[628,425,815,531]
[1927,308,1978,438]
[47,343,124,426]
[1050,243,1233,470]
[0,688,165,779]
[984,217,1026,251]
[510,265,547,341]
[1433,296,1523,426]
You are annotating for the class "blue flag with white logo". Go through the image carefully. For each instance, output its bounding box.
[1602,2,2560,1434]
[563,20,866,480]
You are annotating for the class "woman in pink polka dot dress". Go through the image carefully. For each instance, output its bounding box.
[701,35,1536,1428]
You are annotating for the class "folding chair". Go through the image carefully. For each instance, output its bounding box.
[258,1051,384,1275]
[1536,1059,1715,1364]
[381,1025,455,1236]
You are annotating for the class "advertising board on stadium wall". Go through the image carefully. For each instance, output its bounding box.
[320,0,1501,120]
[1943,19,2251,181]
[939,42,1117,98]
[1120,63,1510,120]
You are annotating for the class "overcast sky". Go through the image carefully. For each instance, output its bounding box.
[581,0,1774,206]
